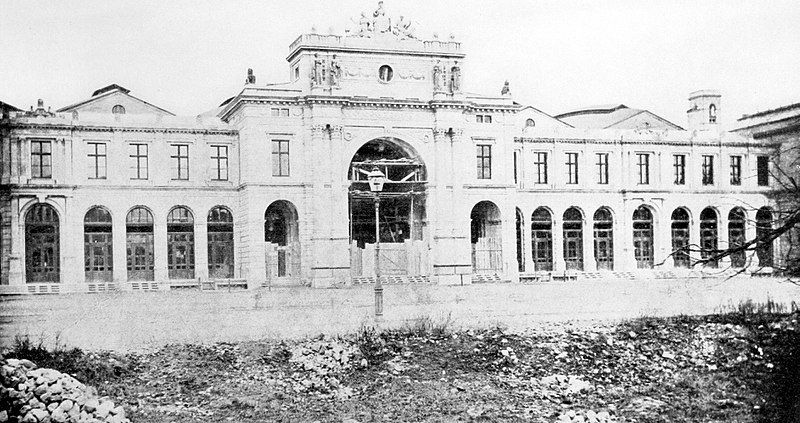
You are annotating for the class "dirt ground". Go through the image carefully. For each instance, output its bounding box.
[1,276,799,352]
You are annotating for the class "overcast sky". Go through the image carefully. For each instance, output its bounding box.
[2,0,799,127]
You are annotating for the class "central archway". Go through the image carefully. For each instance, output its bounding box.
[347,137,427,279]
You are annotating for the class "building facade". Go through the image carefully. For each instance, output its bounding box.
[0,5,780,294]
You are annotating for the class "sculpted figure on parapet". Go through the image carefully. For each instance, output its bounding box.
[329,55,341,87]
[450,61,462,93]
[433,61,446,92]
[373,1,391,33]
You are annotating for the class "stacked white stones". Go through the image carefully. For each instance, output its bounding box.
[0,358,129,423]
[288,339,363,393]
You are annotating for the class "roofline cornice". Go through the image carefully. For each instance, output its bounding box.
[514,136,780,148]
[9,122,237,136]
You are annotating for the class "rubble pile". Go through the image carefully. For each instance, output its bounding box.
[288,338,363,393]
[0,358,129,423]
[556,409,619,423]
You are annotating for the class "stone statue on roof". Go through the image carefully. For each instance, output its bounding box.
[501,80,510,96]
[394,15,417,39]
[372,1,391,33]
[450,61,462,93]
[329,55,341,87]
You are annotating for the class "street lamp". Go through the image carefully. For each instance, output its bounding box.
[367,167,386,319]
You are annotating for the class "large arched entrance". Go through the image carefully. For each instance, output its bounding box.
[348,138,427,280]
[471,201,502,274]
[25,203,60,283]
[84,206,113,282]
[265,200,300,280]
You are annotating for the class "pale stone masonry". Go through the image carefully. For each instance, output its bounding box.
[0,4,780,294]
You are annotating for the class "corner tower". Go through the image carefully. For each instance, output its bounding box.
[687,89,721,131]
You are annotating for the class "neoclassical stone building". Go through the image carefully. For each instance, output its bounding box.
[0,4,779,294]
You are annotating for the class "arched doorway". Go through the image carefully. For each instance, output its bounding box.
[728,208,747,268]
[84,206,113,282]
[700,207,719,268]
[756,207,774,267]
[471,201,502,274]
[348,138,427,279]
[167,206,195,279]
[632,206,654,269]
[515,208,525,272]
[265,200,300,279]
[593,207,614,271]
[531,207,553,271]
[562,207,583,270]
[671,208,690,268]
[25,203,60,283]
[126,207,154,281]
[208,206,234,279]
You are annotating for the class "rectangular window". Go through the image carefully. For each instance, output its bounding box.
[566,152,579,184]
[730,155,742,185]
[129,144,148,180]
[513,151,518,185]
[270,108,290,117]
[476,145,492,179]
[534,152,548,184]
[272,140,290,176]
[702,155,714,185]
[476,114,492,123]
[673,154,686,185]
[30,140,52,178]
[596,153,609,184]
[87,142,107,179]
[757,155,769,186]
[210,145,228,181]
[171,144,189,180]
[636,153,650,185]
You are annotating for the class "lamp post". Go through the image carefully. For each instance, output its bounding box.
[366,167,386,319]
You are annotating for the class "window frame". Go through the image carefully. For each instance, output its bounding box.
[702,155,715,185]
[756,155,770,186]
[30,139,53,179]
[636,153,650,185]
[210,145,229,181]
[87,142,107,180]
[171,144,190,181]
[534,152,548,184]
[566,152,579,185]
[730,155,742,186]
[596,152,609,185]
[129,143,149,180]
[476,144,492,179]
[272,139,290,177]
[673,154,686,185]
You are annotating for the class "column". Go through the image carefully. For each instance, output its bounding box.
[583,219,596,272]
[112,212,127,285]
[195,220,209,281]
[8,197,23,286]
[718,214,731,268]
[744,210,758,271]
[658,210,674,270]
[552,216,564,272]
[153,216,168,285]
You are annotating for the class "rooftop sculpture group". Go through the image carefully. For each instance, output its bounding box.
[349,1,417,39]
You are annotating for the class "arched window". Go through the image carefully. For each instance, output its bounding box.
[671,208,690,268]
[515,208,525,272]
[112,105,126,115]
[126,207,154,281]
[632,206,654,268]
[25,204,60,283]
[756,207,774,267]
[531,208,553,271]
[593,207,614,271]
[470,201,503,274]
[563,207,583,270]
[525,118,536,128]
[167,206,195,279]
[84,206,113,282]
[265,201,301,278]
[208,206,234,279]
[728,208,746,268]
[708,104,717,123]
[700,208,719,268]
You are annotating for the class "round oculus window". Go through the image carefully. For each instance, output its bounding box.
[378,65,393,82]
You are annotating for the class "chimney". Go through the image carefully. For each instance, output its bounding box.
[687,90,721,131]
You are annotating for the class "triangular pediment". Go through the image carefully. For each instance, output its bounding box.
[57,85,174,116]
